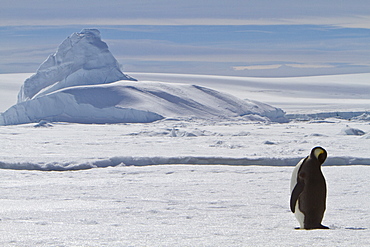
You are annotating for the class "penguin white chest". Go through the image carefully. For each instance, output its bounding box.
[290,158,304,193]
[291,158,305,229]
[294,201,305,228]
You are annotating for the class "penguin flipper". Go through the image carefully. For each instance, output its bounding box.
[290,181,304,213]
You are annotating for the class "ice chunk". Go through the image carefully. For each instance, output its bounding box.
[339,126,366,135]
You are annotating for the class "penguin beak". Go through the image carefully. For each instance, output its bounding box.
[313,147,327,164]
[314,148,324,158]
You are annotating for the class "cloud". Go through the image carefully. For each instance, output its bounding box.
[1,16,370,29]
[1,0,370,28]
[280,16,370,29]
[233,63,336,71]
[286,64,335,69]
[1,0,370,76]
[233,65,282,71]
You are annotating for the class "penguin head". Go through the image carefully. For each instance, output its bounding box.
[311,146,327,165]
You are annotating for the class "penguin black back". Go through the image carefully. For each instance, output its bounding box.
[290,146,329,229]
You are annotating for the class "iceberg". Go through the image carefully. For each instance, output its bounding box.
[17,28,136,103]
[0,29,288,125]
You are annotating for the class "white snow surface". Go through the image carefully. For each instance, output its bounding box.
[131,72,370,115]
[0,71,369,170]
[0,72,369,245]
[0,80,287,125]
[0,165,369,246]
[1,117,370,171]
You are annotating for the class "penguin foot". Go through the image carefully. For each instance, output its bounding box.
[304,225,330,230]
[317,224,329,229]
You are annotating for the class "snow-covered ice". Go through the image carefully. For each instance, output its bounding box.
[0,165,369,246]
[0,118,370,170]
[0,85,369,245]
[0,29,369,245]
[0,80,287,126]
[131,72,370,115]
[1,73,370,246]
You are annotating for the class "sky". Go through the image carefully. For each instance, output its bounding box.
[1,0,370,77]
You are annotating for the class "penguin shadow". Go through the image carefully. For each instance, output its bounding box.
[294,227,329,230]
[330,224,367,230]
[293,226,367,230]
[293,224,368,230]
[344,227,367,230]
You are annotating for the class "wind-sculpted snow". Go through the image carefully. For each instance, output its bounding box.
[0,80,287,125]
[339,126,366,136]
[1,156,370,171]
[286,112,370,121]
[0,91,163,125]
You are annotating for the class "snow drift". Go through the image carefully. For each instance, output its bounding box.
[0,80,287,125]
[0,29,287,125]
[1,156,369,171]
[339,126,366,136]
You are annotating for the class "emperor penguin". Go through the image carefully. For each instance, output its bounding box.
[290,146,329,229]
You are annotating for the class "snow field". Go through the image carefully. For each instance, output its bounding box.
[0,165,368,246]
[1,118,370,170]
[2,72,370,116]
[130,73,370,114]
